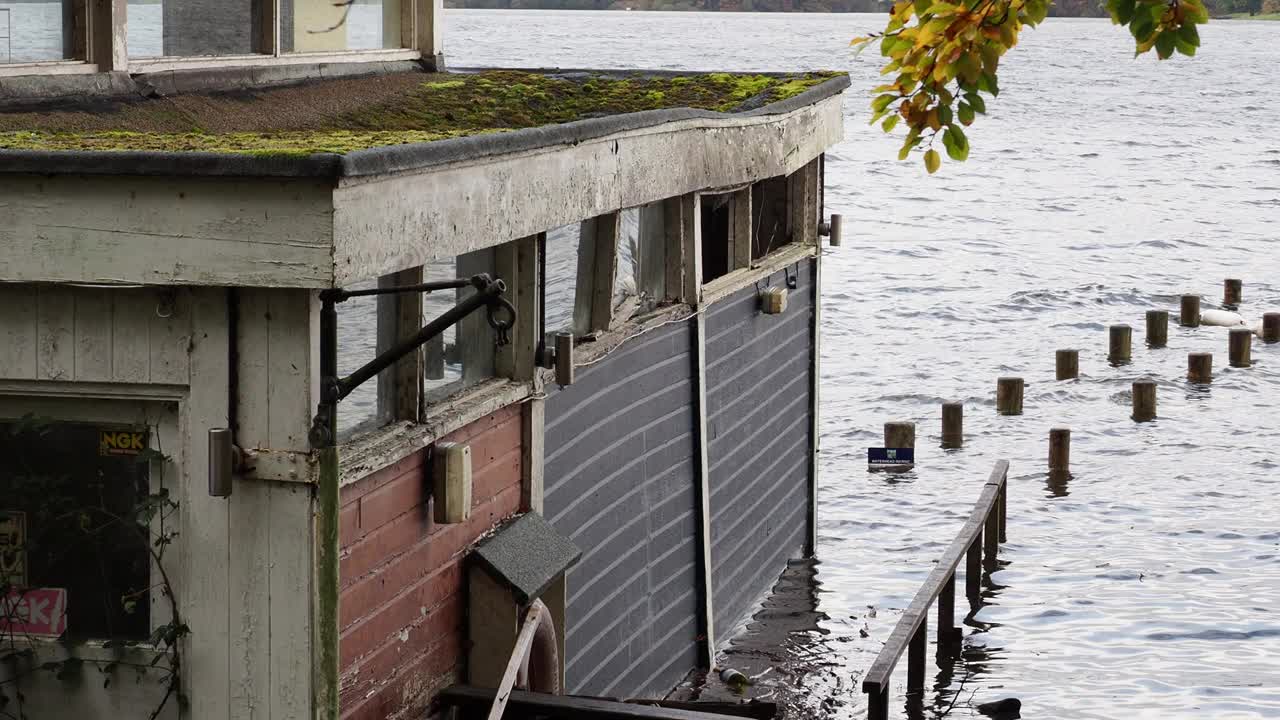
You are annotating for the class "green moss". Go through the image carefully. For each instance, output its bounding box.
[1,70,843,156]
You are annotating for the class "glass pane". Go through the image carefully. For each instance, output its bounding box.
[544,224,582,335]
[128,0,257,58]
[423,252,495,404]
[336,278,380,436]
[0,1,76,63]
[0,421,152,641]
[283,0,402,53]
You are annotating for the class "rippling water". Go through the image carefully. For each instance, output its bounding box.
[447,11,1280,719]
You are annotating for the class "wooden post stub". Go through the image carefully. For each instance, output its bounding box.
[1108,324,1132,365]
[1224,278,1242,307]
[1263,313,1280,344]
[1048,427,1070,472]
[1188,352,1213,384]
[884,421,915,449]
[1229,327,1252,368]
[1055,349,1079,381]
[941,403,963,449]
[1132,380,1157,422]
[1145,310,1169,348]
[1180,294,1201,327]
[996,377,1024,415]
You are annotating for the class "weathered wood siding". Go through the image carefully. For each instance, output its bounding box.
[0,285,192,384]
[338,405,523,720]
[543,323,702,698]
[704,259,814,637]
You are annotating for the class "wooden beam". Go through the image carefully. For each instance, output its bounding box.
[680,194,702,304]
[88,0,126,71]
[414,0,443,65]
[731,187,752,272]
[255,0,280,55]
[590,212,620,333]
[662,197,685,304]
[377,267,424,423]
[521,398,544,514]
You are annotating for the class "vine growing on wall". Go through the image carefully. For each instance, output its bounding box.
[0,416,187,720]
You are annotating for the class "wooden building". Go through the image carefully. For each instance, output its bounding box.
[0,5,845,718]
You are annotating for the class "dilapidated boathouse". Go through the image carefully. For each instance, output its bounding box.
[0,4,846,718]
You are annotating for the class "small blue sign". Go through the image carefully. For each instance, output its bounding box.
[869,447,914,468]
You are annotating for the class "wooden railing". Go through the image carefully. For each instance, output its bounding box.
[861,460,1010,720]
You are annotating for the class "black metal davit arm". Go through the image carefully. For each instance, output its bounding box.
[309,274,515,448]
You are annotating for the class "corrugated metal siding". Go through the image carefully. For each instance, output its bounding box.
[544,322,702,699]
[705,259,815,637]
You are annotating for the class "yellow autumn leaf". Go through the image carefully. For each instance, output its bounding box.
[924,149,941,174]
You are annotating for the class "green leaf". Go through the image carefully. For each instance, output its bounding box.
[938,103,953,126]
[882,114,900,133]
[1131,13,1155,42]
[872,94,897,113]
[1155,30,1176,59]
[1178,22,1200,47]
[944,125,970,161]
[924,149,941,174]
[965,92,987,114]
[958,101,975,126]
[1107,0,1137,24]
[1175,36,1197,57]
[977,73,999,97]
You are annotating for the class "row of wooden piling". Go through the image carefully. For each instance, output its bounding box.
[882,278,1278,475]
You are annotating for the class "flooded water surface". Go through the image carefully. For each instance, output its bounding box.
[446,11,1280,719]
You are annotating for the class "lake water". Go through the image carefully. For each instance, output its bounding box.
[8,7,1280,717]
[447,10,1280,719]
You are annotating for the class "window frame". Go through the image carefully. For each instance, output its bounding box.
[1,0,441,77]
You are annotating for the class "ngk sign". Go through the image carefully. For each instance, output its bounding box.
[1,588,68,638]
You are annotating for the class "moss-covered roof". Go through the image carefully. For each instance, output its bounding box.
[0,70,842,157]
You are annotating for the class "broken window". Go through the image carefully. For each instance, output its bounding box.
[752,176,790,260]
[0,420,163,642]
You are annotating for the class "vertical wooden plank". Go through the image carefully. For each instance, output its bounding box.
[0,284,38,380]
[681,194,702,305]
[522,398,544,514]
[184,287,232,720]
[731,188,752,272]
[662,196,684,303]
[966,536,982,603]
[514,235,540,381]
[638,203,667,303]
[265,289,317,720]
[691,307,715,667]
[589,212,620,333]
[230,289,273,720]
[467,566,521,687]
[150,289,192,385]
[73,288,112,381]
[111,289,152,383]
[255,0,280,54]
[36,286,75,381]
[269,481,313,719]
[572,219,599,335]
[457,249,496,383]
[907,615,927,693]
[495,243,520,379]
[88,0,127,70]
[937,573,955,646]
[415,0,443,63]
[378,268,423,422]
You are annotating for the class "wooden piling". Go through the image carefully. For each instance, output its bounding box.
[996,377,1024,416]
[1224,278,1242,307]
[1145,310,1169,348]
[1109,324,1132,365]
[1188,352,1213,384]
[1048,428,1070,472]
[1229,327,1252,368]
[941,403,963,449]
[1132,380,1157,422]
[884,421,916,449]
[1263,313,1280,344]
[1055,349,1079,381]
[1180,295,1200,327]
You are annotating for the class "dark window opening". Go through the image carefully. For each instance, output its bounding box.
[701,194,732,284]
[0,420,151,641]
[752,176,790,260]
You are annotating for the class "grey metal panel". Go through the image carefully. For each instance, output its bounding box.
[545,320,701,699]
[704,259,815,638]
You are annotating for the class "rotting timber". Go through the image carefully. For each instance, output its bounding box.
[0,57,847,720]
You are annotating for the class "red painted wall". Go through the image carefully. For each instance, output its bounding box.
[338,404,524,720]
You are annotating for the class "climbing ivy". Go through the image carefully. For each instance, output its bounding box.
[853,0,1209,172]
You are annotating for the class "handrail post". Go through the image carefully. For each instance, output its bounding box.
[906,612,928,695]
[869,688,889,720]
[937,572,956,649]
[983,509,999,565]
[999,480,1007,543]
[966,534,982,604]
